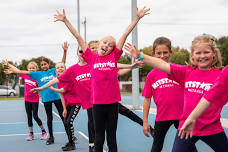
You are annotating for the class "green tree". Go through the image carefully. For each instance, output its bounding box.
[216,36,228,66]
[170,47,189,65]
[18,56,55,71]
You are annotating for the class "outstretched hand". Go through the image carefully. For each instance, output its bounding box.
[30,87,42,93]
[136,6,150,19]
[2,60,19,74]
[2,60,9,66]
[62,41,69,52]
[178,118,196,140]
[124,43,141,59]
[132,61,144,69]
[4,69,13,75]
[54,9,67,22]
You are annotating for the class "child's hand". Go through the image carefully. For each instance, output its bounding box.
[1,60,9,66]
[143,122,151,137]
[4,69,13,74]
[124,43,141,59]
[54,9,67,22]
[62,109,67,118]
[178,118,196,140]
[2,60,20,74]
[131,61,144,69]
[136,6,150,19]
[30,87,42,93]
[62,41,69,52]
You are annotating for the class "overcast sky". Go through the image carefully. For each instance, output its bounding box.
[1,0,228,67]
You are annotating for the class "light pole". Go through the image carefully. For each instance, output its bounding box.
[82,17,87,43]
[131,0,140,109]
[77,0,80,35]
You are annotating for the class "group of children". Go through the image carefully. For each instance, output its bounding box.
[2,5,228,152]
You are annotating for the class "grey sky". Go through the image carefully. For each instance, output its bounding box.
[1,0,228,67]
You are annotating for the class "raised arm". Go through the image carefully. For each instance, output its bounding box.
[54,9,87,52]
[2,60,30,75]
[124,43,170,74]
[178,98,211,139]
[61,41,69,64]
[116,7,150,50]
[30,78,59,92]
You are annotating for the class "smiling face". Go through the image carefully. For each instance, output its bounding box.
[97,36,116,56]
[191,43,216,70]
[55,62,66,76]
[40,61,49,71]
[27,63,38,72]
[153,45,171,62]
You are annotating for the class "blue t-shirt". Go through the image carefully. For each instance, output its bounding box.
[30,68,60,102]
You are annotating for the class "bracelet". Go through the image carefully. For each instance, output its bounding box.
[137,52,144,61]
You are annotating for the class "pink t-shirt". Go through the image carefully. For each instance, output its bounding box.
[170,64,223,136]
[142,68,184,121]
[57,82,81,107]
[57,64,92,109]
[204,66,228,108]
[19,74,39,102]
[82,47,123,104]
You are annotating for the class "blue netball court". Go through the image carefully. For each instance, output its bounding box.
[0,97,228,152]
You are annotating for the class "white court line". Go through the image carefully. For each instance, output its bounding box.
[39,101,107,152]
[0,131,66,137]
[0,121,62,125]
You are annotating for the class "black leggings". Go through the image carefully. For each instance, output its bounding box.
[151,120,197,152]
[93,103,119,152]
[87,108,95,144]
[118,103,143,126]
[43,100,66,137]
[64,105,81,143]
[172,131,228,152]
[25,101,42,127]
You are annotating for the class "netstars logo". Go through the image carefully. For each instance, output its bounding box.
[93,62,115,70]
[76,73,91,81]
[185,81,213,94]
[25,79,37,87]
[152,78,179,89]
[40,75,54,82]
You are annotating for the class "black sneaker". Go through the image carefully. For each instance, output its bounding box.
[46,137,54,145]
[62,142,70,149]
[62,142,76,151]
[150,126,155,138]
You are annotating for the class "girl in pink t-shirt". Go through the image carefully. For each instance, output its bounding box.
[142,37,197,152]
[54,7,150,151]
[18,62,47,141]
[125,34,227,152]
[179,66,228,150]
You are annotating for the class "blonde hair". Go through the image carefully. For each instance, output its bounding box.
[55,62,66,69]
[88,40,99,48]
[27,61,38,70]
[100,36,116,46]
[189,34,222,69]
